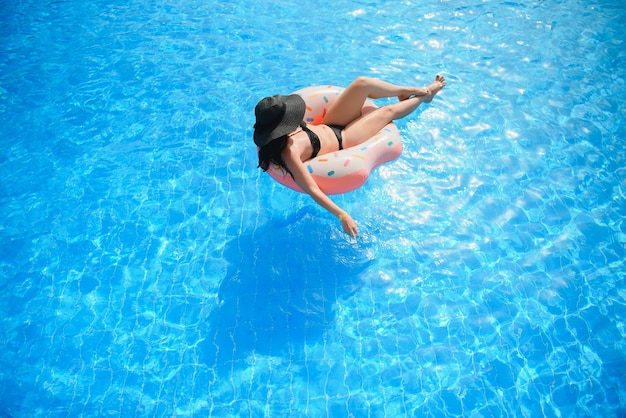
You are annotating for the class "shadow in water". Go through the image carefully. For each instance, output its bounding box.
[200,207,373,372]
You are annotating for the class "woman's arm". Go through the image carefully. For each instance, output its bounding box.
[283,150,359,237]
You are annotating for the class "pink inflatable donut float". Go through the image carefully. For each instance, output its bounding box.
[267,85,403,195]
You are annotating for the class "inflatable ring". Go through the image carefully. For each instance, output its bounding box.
[267,85,403,195]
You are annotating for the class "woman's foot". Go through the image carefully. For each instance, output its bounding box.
[424,75,446,103]
[398,75,446,102]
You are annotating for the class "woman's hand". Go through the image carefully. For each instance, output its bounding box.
[339,213,359,238]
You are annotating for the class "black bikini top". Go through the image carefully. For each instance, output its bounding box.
[299,122,320,159]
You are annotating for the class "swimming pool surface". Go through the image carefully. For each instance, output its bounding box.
[1,0,625,416]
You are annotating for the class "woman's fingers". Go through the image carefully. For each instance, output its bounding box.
[341,216,358,238]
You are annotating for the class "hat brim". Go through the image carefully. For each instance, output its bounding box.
[254,94,306,147]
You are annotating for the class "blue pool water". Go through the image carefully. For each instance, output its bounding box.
[1,0,625,416]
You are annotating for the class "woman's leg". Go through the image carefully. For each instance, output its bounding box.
[322,76,430,127]
[341,75,446,148]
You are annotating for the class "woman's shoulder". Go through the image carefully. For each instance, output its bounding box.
[281,134,308,161]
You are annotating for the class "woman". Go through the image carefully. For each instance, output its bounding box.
[254,75,446,237]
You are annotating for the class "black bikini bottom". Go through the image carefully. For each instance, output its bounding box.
[327,124,344,150]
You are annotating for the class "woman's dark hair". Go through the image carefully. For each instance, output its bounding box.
[257,136,293,177]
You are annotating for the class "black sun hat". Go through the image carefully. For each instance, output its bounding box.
[253,94,306,147]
